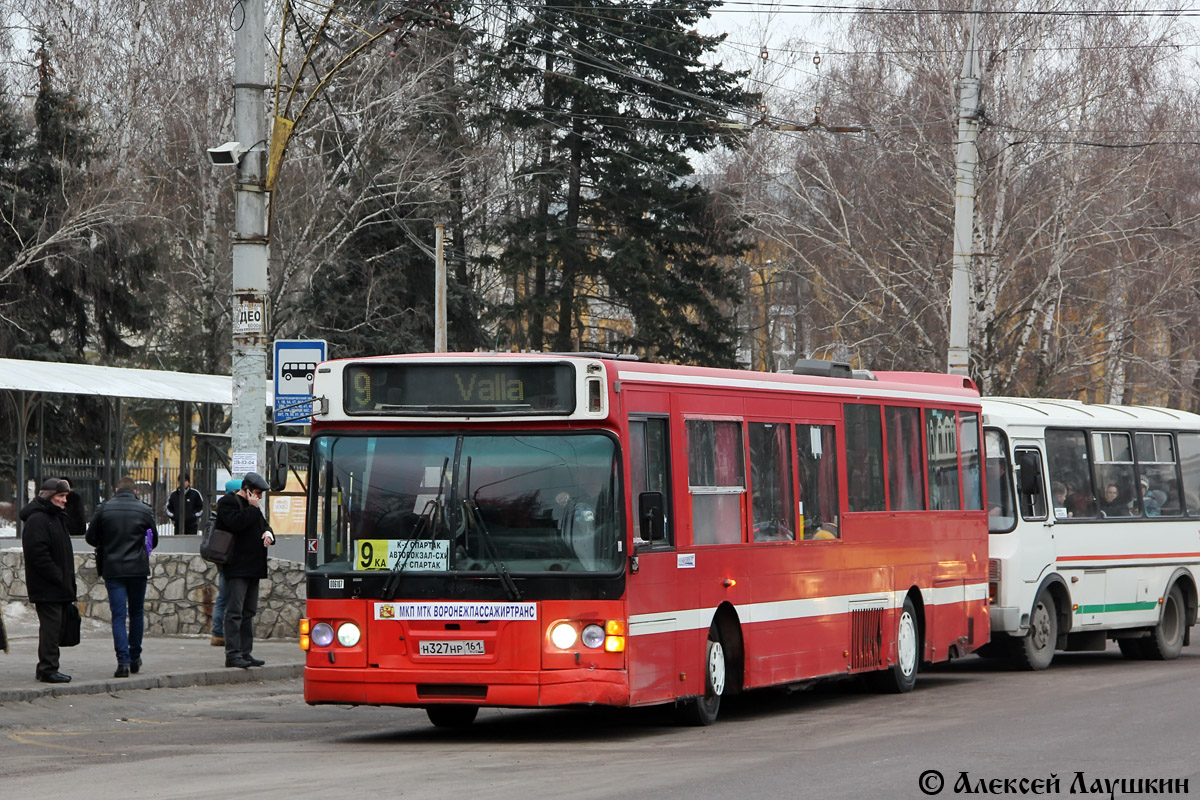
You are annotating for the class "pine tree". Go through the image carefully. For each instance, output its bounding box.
[480,0,756,365]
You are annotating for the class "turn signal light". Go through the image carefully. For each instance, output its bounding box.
[605,619,626,636]
[299,618,311,635]
[300,634,311,651]
[604,635,625,653]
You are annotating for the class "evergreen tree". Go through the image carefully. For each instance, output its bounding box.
[480,0,756,365]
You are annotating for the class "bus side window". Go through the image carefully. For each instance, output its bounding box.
[1045,429,1096,518]
[686,419,745,545]
[630,417,672,547]
[797,424,840,539]
[1135,432,1181,517]
[984,429,1016,532]
[845,404,885,512]
[926,408,960,510]
[1176,432,1200,516]
[749,422,795,542]
[1015,448,1048,521]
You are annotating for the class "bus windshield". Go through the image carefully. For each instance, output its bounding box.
[309,433,622,575]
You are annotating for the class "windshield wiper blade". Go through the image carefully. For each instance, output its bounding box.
[381,456,450,601]
[464,497,522,601]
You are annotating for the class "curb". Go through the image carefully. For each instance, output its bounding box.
[0,663,303,704]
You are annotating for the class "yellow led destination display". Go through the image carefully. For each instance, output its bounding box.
[345,362,576,415]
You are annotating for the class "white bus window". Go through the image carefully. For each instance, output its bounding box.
[1134,432,1181,517]
[1177,433,1200,516]
[1045,429,1096,518]
[1092,431,1138,518]
[961,412,984,511]
[985,429,1015,532]
[926,409,960,510]
[1015,448,1048,521]
[687,419,745,545]
[749,422,795,542]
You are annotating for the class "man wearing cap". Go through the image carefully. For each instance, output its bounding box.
[86,475,158,678]
[19,479,78,683]
[215,472,276,668]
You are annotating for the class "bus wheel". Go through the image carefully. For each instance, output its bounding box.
[1145,585,1185,661]
[426,705,479,728]
[1016,592,1057,671]
[873,597,919,693]
[677,626,725,726]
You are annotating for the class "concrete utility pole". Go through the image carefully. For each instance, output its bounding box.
[230,0,269,475]
[948,2,982,377]
[435,223,447,353]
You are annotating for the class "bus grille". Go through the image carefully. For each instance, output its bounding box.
[850,607,884,670]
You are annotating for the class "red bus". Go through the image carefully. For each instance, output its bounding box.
[300,353,989,726]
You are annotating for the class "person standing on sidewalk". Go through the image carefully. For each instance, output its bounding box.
[165,472,205,535]
[216,472,275,668]
[209,478,242,647]
[20,478,77,683]
[86,475,158,678]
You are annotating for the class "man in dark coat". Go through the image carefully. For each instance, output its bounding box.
[20,478,78,683]
[165,472,205,535]
[216,472,275,668]
[86,475,159,677]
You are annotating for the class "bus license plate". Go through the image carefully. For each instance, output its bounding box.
[419,640,485,656]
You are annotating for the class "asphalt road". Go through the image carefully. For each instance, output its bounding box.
[2,646,1198,800]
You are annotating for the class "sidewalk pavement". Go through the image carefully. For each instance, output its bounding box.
[0,601,304,704]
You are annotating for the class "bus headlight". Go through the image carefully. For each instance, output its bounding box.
[337,622,361,647]
[311,622,335,647]
[581,624,605,649]
[549,622,577,649]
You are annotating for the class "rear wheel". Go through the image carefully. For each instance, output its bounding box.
[873,597,919,693]
[677,625,725,726]
[426,705,479,728]
[1015,591,1057,670]
[1144,585,1186,661]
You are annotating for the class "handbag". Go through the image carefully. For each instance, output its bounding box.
[60,603,81,648]
[199,523,235,564]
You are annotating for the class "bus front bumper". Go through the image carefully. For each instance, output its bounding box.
[989,605,1022,633]
[304,666,629,708]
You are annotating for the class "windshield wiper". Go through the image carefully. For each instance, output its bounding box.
[462,456,522,601]
[381,457,449,601]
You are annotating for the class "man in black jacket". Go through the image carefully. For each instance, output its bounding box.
[165,472,205,535]
[20,478,77,683]
[216,472,275,668]
[87,475,159,677]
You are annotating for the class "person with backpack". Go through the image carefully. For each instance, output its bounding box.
[216,472,275,668]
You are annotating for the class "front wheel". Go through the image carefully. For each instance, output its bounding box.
[426,705,479,728]
[1145,585,1186,661]
[1015,591,1057,670]
[677,625,725,726]
[873,597,919,693]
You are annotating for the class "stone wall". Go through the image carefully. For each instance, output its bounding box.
[0,548,304,640]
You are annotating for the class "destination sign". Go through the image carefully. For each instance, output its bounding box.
[344,362,576,415]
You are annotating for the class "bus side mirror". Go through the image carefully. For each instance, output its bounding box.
[268,442,289,492]
[639,491,666,543]
[1017,452,1043,495]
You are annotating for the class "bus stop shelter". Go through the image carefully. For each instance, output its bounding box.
[0,357,274,534]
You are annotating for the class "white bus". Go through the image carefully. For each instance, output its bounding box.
[982,397,1200,669]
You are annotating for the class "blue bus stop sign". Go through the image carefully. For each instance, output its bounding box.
[274,339,327,424]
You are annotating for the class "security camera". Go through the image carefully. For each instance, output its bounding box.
[207,141,245,166]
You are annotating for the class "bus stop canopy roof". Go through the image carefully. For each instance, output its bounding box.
[0,357,274,405]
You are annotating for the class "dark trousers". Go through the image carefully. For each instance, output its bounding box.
[224,575,260,660]
[34,602,66,678]
[104,576,148,665]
